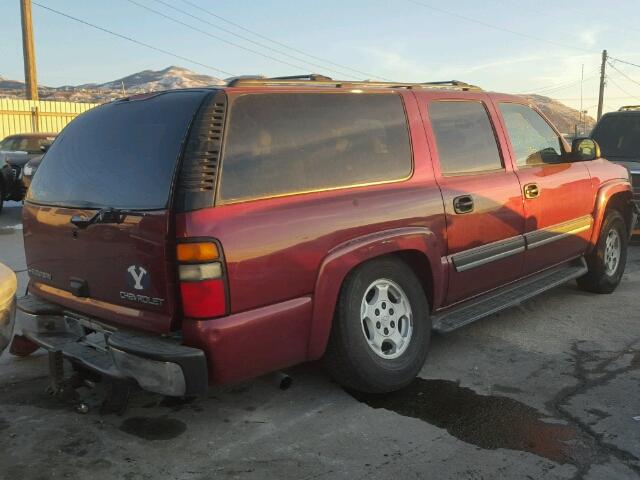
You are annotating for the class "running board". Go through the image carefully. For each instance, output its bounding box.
[432,258,588,333]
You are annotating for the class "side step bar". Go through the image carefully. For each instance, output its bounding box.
[432,258,588,333]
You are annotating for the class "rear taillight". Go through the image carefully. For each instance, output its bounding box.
[177,241,227,319]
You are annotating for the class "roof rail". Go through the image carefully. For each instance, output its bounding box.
[619,105,640,111]
[226,75,482,91]
[269,74,334,81]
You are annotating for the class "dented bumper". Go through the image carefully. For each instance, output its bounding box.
[0,264,17,353]
[16,294,208,396]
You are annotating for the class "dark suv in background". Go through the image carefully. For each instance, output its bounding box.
[592,106,640,233]
[0,132,56,212]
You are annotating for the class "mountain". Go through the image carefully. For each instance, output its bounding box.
[0,67,594,133]
[77,66,225,91]
[521,94,595,135]
[0,66,224,103]
[0,75,25,90]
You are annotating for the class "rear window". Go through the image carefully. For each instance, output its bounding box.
[592,114,640,158]
[218,93,412,203]
[27,91,208,209]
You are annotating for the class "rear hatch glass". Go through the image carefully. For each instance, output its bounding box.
[24,90,210,333]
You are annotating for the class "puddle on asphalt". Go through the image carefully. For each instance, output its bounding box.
[349,378,596,465]
[119,416,186,441]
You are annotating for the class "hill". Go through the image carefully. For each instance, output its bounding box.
[521,94,595,135]
[0,68,594,133]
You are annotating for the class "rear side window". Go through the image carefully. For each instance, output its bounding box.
[28,91,208,209]
[499,103,563,166]
[218,93,412,203]
[428,101,503,175]
[592,114,640,158]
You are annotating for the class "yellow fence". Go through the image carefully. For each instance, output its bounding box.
[0,98,99,139]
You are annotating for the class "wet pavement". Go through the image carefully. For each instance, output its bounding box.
[1,202,639,479]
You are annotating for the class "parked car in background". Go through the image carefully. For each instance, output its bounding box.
[21,154,45,191]
[13,78,634,398]
[0,262,17,354]
[591,106,640,234]
[0,133,56,211]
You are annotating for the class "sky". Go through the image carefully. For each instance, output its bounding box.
[1,0,640,117]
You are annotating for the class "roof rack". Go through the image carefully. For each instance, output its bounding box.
[619,105,640,111]
[226,74,482,91]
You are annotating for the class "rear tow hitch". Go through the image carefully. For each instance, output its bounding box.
[45,350,132,415]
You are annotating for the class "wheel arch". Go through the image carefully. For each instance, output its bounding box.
[590,180,634,251]
[306,227,444,360]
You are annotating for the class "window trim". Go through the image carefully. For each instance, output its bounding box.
[427,99,507,178]
[497,101,569,169]
[215,91,415,206]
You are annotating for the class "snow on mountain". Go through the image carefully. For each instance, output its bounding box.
[81,66,225,91]
[0,67,595,133]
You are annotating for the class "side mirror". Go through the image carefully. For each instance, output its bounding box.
[571,137,601,161]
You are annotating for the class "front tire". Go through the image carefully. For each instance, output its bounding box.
[577,209,628,293]
[323,257,430,393]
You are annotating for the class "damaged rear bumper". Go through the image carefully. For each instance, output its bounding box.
[0,264,17,353]
[16,294,208,396]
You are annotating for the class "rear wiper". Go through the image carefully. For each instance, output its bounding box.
[70,208,148,229]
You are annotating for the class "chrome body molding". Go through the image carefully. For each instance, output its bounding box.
[451,236,525,273]
[525,215,593,250]
[450,215,593,272]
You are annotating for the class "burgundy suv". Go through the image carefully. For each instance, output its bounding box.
[11,77,635,396]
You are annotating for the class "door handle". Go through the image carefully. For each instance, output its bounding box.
[523,183,540,199]
[453,195,474,214]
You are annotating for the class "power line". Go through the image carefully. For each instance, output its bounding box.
[179,0,387,80]
[521,74,598,96]
[608,62,640,88]
[125,0,330,75]
[406,0,595,54]
[149,0,357,79]
[517,78,581,95]
[177,0,389,81]
[609,56,640,70]
[606,72,640,102]
[32,2,235,77]
[148,0,370,80]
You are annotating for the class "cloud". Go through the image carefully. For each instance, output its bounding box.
[357,46,545,81]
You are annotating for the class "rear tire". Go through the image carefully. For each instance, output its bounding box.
[323,257,430,393]
[577,209,628,294]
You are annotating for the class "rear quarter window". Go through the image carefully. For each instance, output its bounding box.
[218,93,412,203]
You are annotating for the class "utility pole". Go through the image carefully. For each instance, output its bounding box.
[597,49,607,121]
[20,0,39,100]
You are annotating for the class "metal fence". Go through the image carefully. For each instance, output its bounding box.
[0,98,99,139]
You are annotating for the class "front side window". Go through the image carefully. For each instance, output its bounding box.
[499,103,563,167]
[428,100,503,175]
[218,93,412,203]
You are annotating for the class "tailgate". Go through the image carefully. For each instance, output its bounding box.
[23,204,177,333]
